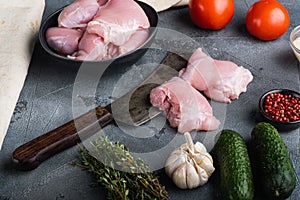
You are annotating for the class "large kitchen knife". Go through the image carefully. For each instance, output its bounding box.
[12,52,188,171]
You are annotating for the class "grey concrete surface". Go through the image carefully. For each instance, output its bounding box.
[1,0,299,199]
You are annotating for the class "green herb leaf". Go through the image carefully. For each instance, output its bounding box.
[71,136,168,200]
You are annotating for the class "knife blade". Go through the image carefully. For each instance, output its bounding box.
[12,52,188,171]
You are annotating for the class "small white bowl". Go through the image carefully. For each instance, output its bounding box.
[289,25,300,62]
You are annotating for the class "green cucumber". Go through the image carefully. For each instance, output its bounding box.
[251,122,296,199]
[214,130,254,200]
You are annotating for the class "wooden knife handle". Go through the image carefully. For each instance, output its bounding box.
[12,106,113,171]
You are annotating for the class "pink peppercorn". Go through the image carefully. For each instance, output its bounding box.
[263,92,300,122]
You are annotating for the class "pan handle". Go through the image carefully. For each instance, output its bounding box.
[12,106,113,171]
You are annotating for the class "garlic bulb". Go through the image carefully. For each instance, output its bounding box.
[165,132,215,189]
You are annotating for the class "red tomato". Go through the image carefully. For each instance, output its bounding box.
[246,0,290,41]
[188,0,234,30]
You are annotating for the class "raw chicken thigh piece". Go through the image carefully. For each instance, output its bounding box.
[87,0,150,46]
[46,27,83,55]
[72,31,107,60]
[58,0,100,28]
[180,48,253,103]
[208,60,254,102]
[119,29,149,55]
[179,49,215,91]
[150,77,220,133]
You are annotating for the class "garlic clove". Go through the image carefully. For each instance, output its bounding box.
[197,166,209,185]
[193,160,209,185]
[172,163,188,189]
[186,161,200,189]
[193,153,215,176]
[194,141,207,153]
[200,156,215,176]
[165,150,187,177]
[193,152,208,162]
[193,152,213,164]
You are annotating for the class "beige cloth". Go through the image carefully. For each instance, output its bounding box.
[0,0,45,149]
[173,0,189,7]
[139,0,189,12]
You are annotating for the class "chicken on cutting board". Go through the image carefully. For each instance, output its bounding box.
[150,77,220,133]
[180,48,253,103]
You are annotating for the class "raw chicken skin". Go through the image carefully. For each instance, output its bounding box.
[58,0,100,28]
[150,77,220,133]
[87,0,150,46]
[104,43,120,60]
[46,27,83,55]
[119,29,149,55]
[72,31,108,60]
[180,48,253,103]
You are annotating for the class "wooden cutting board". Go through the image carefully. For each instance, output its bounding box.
[0,0,45,149]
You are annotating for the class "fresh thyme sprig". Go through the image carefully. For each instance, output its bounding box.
[71,136,168,200]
